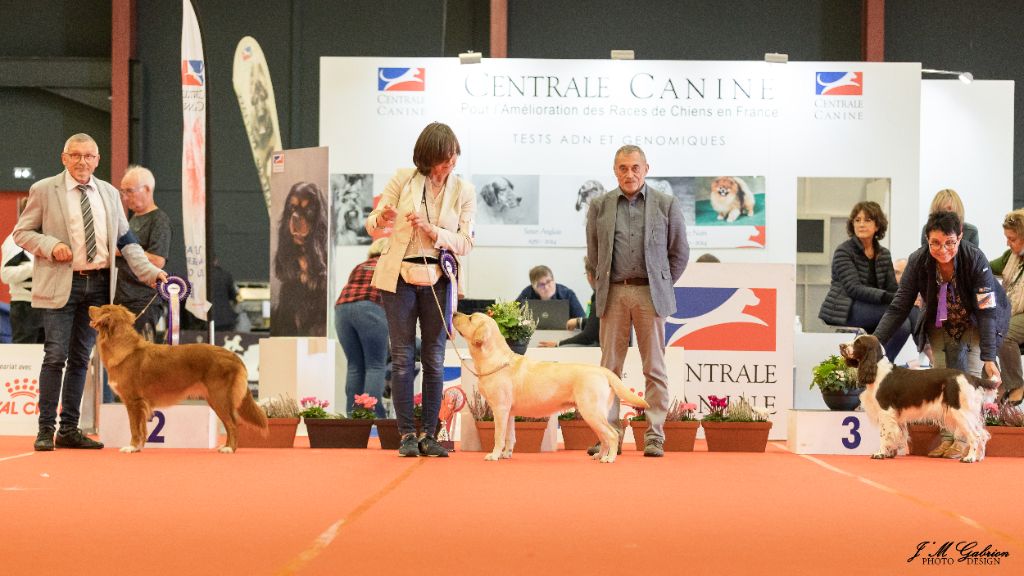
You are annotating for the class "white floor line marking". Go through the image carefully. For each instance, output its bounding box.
[785,447,1023,548]
[276,458,425,575]
[0,452,34,463]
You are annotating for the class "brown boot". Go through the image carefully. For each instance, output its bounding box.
[927,435,954,458]
[942,439,968,459]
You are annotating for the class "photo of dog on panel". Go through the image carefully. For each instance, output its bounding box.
[472,175,540,225]
[331,174,374,247]
[645,178,697,227]
[574,179,605,220]
[691,176,765,226]
[271,180,329,337]
[840,334,998,463]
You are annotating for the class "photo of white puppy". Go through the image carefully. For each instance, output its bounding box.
[709,176,755,222]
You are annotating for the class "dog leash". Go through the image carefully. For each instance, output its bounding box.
[409,182,513,378]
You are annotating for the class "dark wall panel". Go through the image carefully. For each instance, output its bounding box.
[507,0,861,61]
[886,0,1023,208]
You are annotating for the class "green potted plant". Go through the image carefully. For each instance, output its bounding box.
[557,409,596,450]
[810,354,863,411]
[701,395,773,452]
[300,395,374,449]
[486,300,536,355]
[238,393,300,448]
[983,401,1024,457]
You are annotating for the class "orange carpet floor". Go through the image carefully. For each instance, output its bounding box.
[1,435,1021,575]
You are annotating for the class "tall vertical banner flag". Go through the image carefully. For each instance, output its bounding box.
[232,36,282,217]
[181,0,210,320]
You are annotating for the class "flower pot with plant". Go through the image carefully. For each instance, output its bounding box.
[238,393,300,448]
[984,402,1024,457]
[510,416,549,453]
[464,387,497,453]
[811,354,863,411]
[701,395,773,452]
[558,409,597,450]
[485,300,536,355]
[629,399,699,452]
[301,396,374,449]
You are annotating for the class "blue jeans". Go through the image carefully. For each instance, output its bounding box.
[848,299,911,362]
[381,276,450,436]
[38,272,109,430]
[335,300,389,418]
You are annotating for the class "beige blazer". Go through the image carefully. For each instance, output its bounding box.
[13,171,162,309]
[366,168,476,296]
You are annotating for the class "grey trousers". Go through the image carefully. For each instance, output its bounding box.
[599,284,669,443]
[996,313,1024,394]
[927,324,982,376]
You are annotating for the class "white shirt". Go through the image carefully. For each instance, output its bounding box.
[64,173,110,270]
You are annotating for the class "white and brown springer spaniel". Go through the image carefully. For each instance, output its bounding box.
[839,334,998,463]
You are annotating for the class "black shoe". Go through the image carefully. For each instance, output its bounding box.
[55,428,104,450]
[398,433,419,457]
[34,427,55,452]
[418,435,449,457]
[586,439,623,456]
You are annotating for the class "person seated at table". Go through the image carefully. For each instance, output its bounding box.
[539,265,599,348]
[818,201,911,361]
[919,188,979,248]
[515,264,585,319]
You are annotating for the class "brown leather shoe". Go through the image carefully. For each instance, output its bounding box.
[1007,387,1024,407]
[927,436,954,458]
[942,439,968,460]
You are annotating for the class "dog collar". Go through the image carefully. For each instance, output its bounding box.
[461,354,515,378]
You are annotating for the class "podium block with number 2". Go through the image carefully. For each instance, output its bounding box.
[99,404,218,449]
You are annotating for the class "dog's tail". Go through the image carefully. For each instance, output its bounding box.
[606,370,649,409]
[238,391,269,433]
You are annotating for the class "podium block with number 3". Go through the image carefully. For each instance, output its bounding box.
[786,409,881,455]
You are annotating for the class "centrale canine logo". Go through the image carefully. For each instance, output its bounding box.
[378,67,425,91]
[181,59,205,86]
[666,287,776,351]
[815,71,862,96]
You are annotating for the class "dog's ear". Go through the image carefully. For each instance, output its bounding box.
[471,320,491,348]
[857,337,880,387]
[88,306,102,321]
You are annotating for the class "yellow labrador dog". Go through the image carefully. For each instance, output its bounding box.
[453,312,648,463]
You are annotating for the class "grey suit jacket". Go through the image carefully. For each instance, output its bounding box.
[13,171,162,309]
[585,184,689,318]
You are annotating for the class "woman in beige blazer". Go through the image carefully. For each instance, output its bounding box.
[365,122,476,457]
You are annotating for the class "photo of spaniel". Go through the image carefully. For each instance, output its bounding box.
[575,179,605,213]
[272,181,328,337]
[840,334,998,463]
[709,176,756,222]
[479,176,523,212]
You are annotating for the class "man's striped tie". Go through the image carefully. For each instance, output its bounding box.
[77,184,97,262]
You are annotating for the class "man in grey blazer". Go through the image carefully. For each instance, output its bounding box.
[585,145,689,457]
[14,133,167,451]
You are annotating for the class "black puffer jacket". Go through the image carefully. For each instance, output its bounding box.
[875,242,1010,361]
[818,237,898,326]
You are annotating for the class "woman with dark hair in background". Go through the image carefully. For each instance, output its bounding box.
[365,122,476,458]
[819,201,911,361]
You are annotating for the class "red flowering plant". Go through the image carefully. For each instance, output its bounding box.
[665,398,699,422]
[702,395,730,422]
[984,402,1024,427]
[299,396,334,419]
[702,395,769,423]
[412,393,424,419]
[348,394,378,420]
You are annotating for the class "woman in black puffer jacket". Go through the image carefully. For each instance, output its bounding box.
[819,201,911,361]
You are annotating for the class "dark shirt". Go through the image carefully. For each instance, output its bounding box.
[337,257,382,305]
[515,282,585,319]
[611,186,647,282]
[559,293,599,347]
[210,265,239,329]
[115,208,171,304]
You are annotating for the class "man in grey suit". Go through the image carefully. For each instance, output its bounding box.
[585,145,689,457]
[14,133,167,451]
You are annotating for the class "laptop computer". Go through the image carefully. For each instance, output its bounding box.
[526,299,570,330]
[457,298,496,315]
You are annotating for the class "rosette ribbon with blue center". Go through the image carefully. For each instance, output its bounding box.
[157,276,192,345]
[439,249,459,334]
